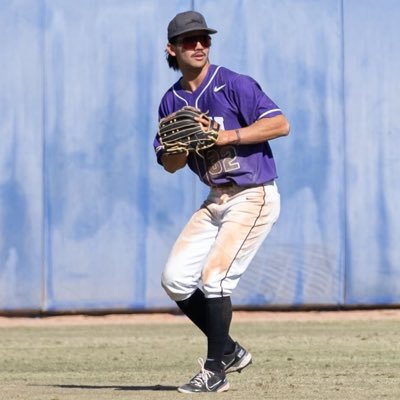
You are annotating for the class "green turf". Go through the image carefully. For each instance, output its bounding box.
[0,318,399,399]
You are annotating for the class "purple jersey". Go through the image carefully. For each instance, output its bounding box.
[154,64,282,187]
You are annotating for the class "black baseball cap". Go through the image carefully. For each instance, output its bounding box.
[167,11,217,41]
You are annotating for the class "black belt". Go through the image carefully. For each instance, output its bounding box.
[210,182,268,189]
[210,182,237,189]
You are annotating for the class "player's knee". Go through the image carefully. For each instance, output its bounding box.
[161,271,191,302]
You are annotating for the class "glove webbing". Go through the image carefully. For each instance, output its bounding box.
[160,126,205,141]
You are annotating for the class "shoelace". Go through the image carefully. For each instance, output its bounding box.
[191,358,214,388]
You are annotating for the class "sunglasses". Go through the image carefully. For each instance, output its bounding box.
[176,35,212,50]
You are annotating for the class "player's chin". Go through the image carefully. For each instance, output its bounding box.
[189,57,208,69]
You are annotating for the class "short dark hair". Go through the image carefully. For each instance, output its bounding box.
[166,39,180,71]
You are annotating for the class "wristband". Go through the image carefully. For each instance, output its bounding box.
[234,129,241,144]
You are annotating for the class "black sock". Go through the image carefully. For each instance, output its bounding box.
[176,288,207,335]
[176,289,236,354]
[204,296,232,373]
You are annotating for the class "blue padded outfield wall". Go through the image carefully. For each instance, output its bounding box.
[1,0,400,312]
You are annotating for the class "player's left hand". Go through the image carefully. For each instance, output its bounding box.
[158,106,220,155]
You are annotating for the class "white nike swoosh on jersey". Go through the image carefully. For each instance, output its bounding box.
[213,84,226,93]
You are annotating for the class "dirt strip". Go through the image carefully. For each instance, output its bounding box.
[1,309,399,327]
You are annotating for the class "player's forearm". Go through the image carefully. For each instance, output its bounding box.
[161,152,187,173]
[217,115,290,146]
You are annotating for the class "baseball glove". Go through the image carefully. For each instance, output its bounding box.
[158,106,220,156]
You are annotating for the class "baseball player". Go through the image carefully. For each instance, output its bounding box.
[153,11,290,393]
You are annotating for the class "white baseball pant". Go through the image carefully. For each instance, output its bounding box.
[161,181,280,301]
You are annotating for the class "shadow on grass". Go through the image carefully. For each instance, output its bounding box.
[39,384,177,391]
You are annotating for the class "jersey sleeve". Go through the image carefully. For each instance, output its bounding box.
[230,75,282,125]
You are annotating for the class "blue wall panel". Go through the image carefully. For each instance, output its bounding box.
[0,0,399,312]
[0,1,44,310]
[42,0,193,311]
[343,0,400,305]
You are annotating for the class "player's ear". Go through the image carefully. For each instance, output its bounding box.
[166,42,177,57]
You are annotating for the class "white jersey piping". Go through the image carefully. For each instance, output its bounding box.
[172,86,188,105]
[195,66,222,108]
[258,109,281,119]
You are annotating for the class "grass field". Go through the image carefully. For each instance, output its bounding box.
[0,313,399,399]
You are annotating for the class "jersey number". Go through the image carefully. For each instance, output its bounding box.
[205,146,240,176]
